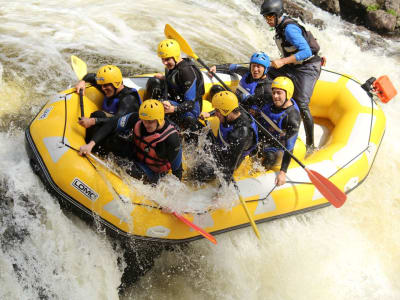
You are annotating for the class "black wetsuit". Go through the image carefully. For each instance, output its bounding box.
[91,113,183,183]
[258,103,301,172]
[146,58,205,142]
[268,16,322,148]
[82,73,141,152]
[191,109,257,183]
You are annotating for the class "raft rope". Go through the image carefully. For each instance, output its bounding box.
[317,69,377,178]
[58,69,379,209]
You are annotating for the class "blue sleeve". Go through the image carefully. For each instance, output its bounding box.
[285,24,312,61]
[184,78,197,101]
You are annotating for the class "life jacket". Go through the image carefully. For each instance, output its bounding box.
[275,17,320,64]
[133,120,178,173]
[217,114,259,158]
[237,73,269,111]
[238,73,258,97]
[102,88,141,114]
[260,99,300,144]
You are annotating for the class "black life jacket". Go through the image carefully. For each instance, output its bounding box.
[275,17,320,58]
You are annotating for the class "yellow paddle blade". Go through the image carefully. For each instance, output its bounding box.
[71,55,87,80]
[164,24,199,60]
[239,194,261,239]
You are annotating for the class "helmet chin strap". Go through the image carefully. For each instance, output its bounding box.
[277,98,288,108]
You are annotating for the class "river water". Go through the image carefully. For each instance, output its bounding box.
[1,1,400,299]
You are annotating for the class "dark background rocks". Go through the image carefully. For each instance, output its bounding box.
[253,0,399,56]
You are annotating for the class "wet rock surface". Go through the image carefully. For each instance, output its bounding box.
[253,0,400,37]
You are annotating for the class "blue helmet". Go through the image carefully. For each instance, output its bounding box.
[250,52,270,75]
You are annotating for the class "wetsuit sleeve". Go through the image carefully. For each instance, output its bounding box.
[91,113,138,145]
[285,24,312,61]
[280,107,301,172]
[166,133,183,180]
[219,126,254,182]
[241,80,273,110]
[175,66,198,114]
[215,64,248,76]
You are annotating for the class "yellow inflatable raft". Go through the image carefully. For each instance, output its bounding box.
[25,69,386,243]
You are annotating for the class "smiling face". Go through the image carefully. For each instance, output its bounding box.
[250,63,265,79]
[100,83,116,98]
[272,88,287,107]
[161,57,176,70]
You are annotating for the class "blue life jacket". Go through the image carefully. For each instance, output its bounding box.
[238,73,258,98]
[260,99,299,150]
[102,88,141,114]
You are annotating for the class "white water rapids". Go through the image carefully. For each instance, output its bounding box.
[1,0,400,299]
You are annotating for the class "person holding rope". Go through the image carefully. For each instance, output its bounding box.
[260,0,321,154]
[201,51,272,119]
[146,39,205,143]
[189,91,258,183]
[79,100,183,184]
[75,65,141,153]
[243,76,300,186]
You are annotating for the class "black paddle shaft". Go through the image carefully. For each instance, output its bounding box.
[79,89,84,118]
[195,57,306,169]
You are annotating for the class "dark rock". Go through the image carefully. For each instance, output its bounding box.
[367,9,398,31]
[252,0,400,36]
[310,0,340,14]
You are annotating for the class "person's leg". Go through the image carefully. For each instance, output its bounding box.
[127,161,161,184]
[181,115,204,145]
[289,62,321,149]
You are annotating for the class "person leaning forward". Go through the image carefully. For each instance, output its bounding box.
[76,65,141,153]
[260,0,321,153]
[79,100,183,184]
[146,39,205,144]
[189,91,258,183]
[201,51,273,120]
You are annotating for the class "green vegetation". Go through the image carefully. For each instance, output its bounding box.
[387,9,397,16]
[366,4,380,12]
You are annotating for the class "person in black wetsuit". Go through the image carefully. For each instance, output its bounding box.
[75,65,141,153]
[200,52,272,120]
[244,76,300,186]
[146,39,205,143]
[260,0,322,153]
[189,91,258,183]
[79,99,182,184]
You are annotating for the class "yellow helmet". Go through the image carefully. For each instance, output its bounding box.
[139,99,164,124]
[157,39,181,62]
[212,91,239,116]
[96,65,123,89]
[271,76,294,100]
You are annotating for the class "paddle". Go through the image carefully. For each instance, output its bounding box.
[69,55,216,243]
[164,25,261,238]
[172,212,217,244]
[71,55,87,80]
[164,24,346,209]
[83,149,218,244]
[71,55,87,117]
[87,153,217,245]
